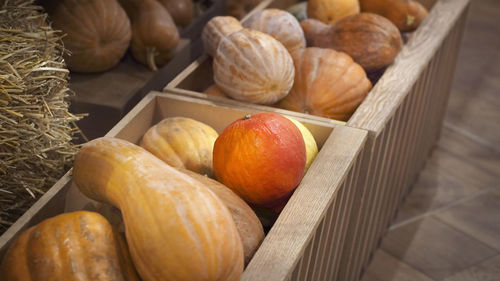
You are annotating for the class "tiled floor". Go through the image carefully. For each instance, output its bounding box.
[361,0,500,280]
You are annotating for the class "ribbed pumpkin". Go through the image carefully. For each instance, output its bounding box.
[46,0,131,73]
[157,0,195,27]
[0,211,140,281]
[202,16,243,57]
[360,0,428,32]
[178,168,264,265]
[307,0,360,24]
[301,14,404,72]
[140,117,219,177]
[119,0,180,70]
[276,48,372,121]
[213,29,295,105]
[72,138,243,281]
[242,9,306,54]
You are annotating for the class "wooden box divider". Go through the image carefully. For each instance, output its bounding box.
[161,0,471,280]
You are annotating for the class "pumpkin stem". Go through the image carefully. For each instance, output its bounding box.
[243,114,252,120]
[146,47,158,71]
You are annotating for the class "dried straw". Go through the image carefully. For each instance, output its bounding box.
[0,0,85,233]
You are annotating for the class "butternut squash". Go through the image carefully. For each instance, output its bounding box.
[360,0,428,32]
[72,137,243,281]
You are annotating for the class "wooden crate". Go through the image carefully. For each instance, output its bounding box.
[163,0,471,280]
[0,92,369,281]
[69,0,225,140]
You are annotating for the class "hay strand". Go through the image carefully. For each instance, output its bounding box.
[0,0,85,234]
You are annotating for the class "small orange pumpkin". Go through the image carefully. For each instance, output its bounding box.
[360,0,429,32]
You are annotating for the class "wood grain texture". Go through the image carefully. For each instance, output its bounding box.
[348,0,470,135]
[381,217,497,280]
[442,255,500,281]
[241,126,367,281]
[435,190,500,251]
[362,250,434,281]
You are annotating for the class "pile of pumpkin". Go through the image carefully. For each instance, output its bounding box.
[0,111,319,280]
[43,0,200,72]
[202,0,428,121]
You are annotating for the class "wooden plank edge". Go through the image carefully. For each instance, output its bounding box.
[347,0,471,136]
[164,88,347,127]
[241,126,368,281]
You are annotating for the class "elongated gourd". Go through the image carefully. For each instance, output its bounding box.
[157,0,194,27]
[0,211,140,281]
[118,0,180,70]
[72,137,243,281]
[360,0,428,32]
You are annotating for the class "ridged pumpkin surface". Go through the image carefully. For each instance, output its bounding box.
[307,0,360,24]
[0,211,139,281]
[178,168,264,265]
[47,0,131,73]
[140,117,219,177]
[202,16,243,57]
[276,48,372,121]
[72,138,243,281]
[213,29,295,105]
[243,9,306,54]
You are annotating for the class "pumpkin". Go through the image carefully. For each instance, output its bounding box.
[0,211,140,281]
[118,0,180,71]
[285,116,318,171]
[301,14,404,72]
[157,0,194,27]
[226,0,263,19]
[276,47,372,121]
[202,16,243,57]
[140,117,219,177]
[45,0,131,73]
[242,9,306,54]
[72,137,243,281]
[204,84,228,98]
[177,168,264,265]
[213,112,306,206]
[360,0,428,32]
[307,0,360,24]
[213,29,295,105]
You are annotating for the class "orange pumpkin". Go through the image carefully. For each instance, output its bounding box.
[72,137,244,281]
[213,112,306,206]
[0,211,140,281]
[360,0,428,32]
[46,0,131,73]
[276,47,372,121]
[307,0,360,24]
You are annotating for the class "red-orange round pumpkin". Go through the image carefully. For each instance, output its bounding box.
[213,112,306,206]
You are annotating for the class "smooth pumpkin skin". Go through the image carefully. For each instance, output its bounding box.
[72,138,243,281]
[213,112,306,206]
[46,0,131,73]
[301,14,404,72]
[202,16,243,57]
[285,117,318,171]
[204,84,229,98]
[213,29,295,105]
[243,9,306,54]
[276,47,372,121]
[360,0,428,32]
[157,0,194,27]
[177,168,264,265]
[140,117,219,177]
[118,0,180,70]
[0,211,140,281]
[307,0,360,24]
